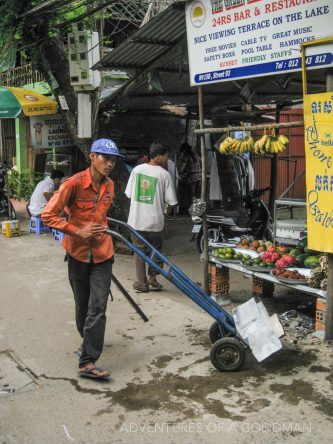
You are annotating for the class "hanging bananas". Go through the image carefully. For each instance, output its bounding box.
[253,133,289,156]
[219,136,254,155]
[218,131,289,156]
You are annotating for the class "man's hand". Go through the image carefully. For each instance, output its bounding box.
[74,224,107,240]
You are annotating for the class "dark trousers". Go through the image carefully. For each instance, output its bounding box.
[131,231,163,287]
[68,255,113,367]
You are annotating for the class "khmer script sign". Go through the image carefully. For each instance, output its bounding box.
[185,0,333,85]
[304,92,333,253]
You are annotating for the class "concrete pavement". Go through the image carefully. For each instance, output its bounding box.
[0,205,332,444]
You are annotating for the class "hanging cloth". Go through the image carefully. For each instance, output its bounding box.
[244,157,255,192]
[209,154,222,200]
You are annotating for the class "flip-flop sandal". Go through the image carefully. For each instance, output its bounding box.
[78,366,110,380]
[148,282,163,291]
[134,287,149,293]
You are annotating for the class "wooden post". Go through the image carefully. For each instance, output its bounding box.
[198,86,209,293]
[268,104,281,218]
[325,71,333,341]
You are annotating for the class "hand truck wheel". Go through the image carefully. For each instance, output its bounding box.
[209,321,222,343]
[209,321,232,343]
[210,337,246,372]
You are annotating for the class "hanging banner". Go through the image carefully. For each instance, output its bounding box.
[30,115,73,149]
[185,0,333,86]
[304,92,333,253]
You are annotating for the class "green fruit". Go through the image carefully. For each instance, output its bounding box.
[297,237,307,251]
[226,247,234,255]
[304,256,320,269]
[289,248,302,257]
[254,257,262,265]
[244,260,253,266]
[259,262,268,267]
[295,253,309,267]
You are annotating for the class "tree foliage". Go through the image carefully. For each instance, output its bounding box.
[0,1,117,158]
[0,0,135,221]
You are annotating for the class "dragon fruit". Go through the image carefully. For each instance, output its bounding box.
[275,259,286,268]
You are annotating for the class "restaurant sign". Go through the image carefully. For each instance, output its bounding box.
[185,0,333,85]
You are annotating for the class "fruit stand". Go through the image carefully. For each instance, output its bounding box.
[209,256,327,300]
[208,237,327,326]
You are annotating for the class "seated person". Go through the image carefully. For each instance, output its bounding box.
[28,169,64,217]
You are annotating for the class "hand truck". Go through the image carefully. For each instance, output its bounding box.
[106,218,247,372]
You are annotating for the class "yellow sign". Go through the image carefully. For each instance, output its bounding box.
[304,92,333,253]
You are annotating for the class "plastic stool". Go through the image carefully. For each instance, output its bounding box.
[29,216,50,234]
[53,230,64,242]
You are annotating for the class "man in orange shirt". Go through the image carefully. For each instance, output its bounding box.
[42,139,124,380]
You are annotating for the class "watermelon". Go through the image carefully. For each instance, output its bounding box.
[295,254,309,267]
[289,248,302,257]
[304,256,320,269]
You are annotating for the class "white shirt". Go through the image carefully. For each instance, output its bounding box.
[29,176,55,216]
[125,163,178,232]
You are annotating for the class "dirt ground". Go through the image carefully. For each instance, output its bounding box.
[0,202,332,444]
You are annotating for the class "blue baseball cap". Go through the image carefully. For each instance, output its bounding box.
[91,139,125,157]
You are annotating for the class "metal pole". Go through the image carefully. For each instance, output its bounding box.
[198,86,209,293]
[194,120,304,135]
[325,70,333,341]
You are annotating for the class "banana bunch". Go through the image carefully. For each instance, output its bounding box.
[219,136,234,154]
[254,134,289,156]
[219,136,254,155]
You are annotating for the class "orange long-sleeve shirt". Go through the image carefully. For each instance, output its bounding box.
[42,168,114,263]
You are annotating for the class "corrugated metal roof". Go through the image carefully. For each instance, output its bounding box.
[93,0,327,117]
[94,1,187,72]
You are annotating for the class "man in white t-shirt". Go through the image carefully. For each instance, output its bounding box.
[125,142,178,293]
[28,169,64,216]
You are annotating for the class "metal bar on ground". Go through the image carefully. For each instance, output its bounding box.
[111,273,149,323]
